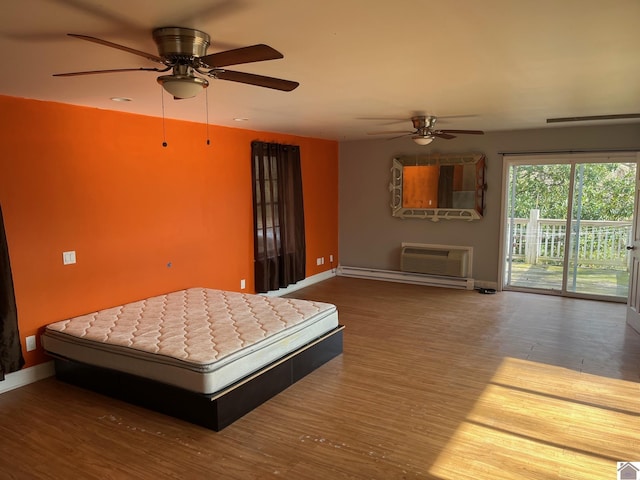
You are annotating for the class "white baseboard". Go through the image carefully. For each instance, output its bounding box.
[338,265,475,290]
[262,269,337,297]
[0,361,55,395]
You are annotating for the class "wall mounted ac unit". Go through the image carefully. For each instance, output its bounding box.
[400,245,470,278]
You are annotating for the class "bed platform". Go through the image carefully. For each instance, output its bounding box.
[41,287,343,431]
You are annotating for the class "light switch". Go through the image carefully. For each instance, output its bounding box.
[62,251,76,265]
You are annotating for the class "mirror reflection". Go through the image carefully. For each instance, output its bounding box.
[390,153,486,221]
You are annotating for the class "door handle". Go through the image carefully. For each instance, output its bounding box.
[627,246,636,250]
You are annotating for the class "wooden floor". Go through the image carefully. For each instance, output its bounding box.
[1,276,640,479]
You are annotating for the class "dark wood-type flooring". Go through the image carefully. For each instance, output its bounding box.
[1,276,639,479]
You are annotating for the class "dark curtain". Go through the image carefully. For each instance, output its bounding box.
[0,204,24,380]
[252,141,306,293]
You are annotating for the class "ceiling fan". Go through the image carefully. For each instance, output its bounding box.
[368,115,484,145]
[53,27,299,99]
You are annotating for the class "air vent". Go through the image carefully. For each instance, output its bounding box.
[546,113,640,123]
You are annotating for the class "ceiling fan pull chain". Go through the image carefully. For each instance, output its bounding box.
[205,87,211,146]
[160,86,168,148]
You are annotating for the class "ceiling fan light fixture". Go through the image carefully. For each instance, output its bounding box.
[157,74,209,99]
[412,135,434,146]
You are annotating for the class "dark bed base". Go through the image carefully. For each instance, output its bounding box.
[52,326,343,431]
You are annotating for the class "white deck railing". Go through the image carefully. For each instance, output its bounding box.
[507,209,632,268]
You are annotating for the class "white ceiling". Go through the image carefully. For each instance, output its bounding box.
[2,0,639,141]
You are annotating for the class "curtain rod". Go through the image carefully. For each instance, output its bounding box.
[498,148,640,156]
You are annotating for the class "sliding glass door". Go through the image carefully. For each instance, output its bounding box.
[503,154,637,301]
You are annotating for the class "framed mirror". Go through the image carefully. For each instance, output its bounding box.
[389,152,486,221]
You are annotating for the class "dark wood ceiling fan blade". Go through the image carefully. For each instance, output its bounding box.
[53,67,162,77]
[215,70,299,91]
[67,33,164,63]
[201,44,283,67]
[438,129,484,135]
[171,0,244,28]
[56,0,144,31]
[358,117,408,123]
[389,133,413,140]
[367,130,413,135]
[433,132,456,139]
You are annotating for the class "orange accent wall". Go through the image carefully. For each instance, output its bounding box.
[0,95,339,368]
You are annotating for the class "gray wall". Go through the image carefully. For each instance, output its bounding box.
[338,123,640,286]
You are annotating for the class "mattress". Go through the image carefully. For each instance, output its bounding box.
[42,287,339,395]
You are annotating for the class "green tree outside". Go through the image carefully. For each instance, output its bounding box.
[509,163,636,221]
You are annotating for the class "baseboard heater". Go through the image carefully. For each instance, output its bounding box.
[338,243,474,290]
[337,266,474,290]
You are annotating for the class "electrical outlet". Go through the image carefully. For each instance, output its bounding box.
[26,335,36,352]
[321,257,325,265]
[240,279,246,290]
[62,251,76,265]
[330,255,334,263]
[316,257,322,266]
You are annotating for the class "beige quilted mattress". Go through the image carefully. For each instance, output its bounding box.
[42,287,339,394]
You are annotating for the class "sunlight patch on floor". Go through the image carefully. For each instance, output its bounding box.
[429,357,640,479]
